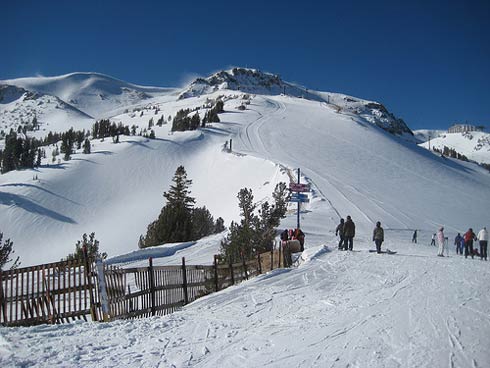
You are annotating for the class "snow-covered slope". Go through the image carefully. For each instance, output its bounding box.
[419,130,490,164]
[181,68,414,138]
[1,68,490,367]
[0,84,93,140]
[1,235,489,368]
[1,72,175,118]
[413,129,446,143]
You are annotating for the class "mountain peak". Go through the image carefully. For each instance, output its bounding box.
[179,67,291,99]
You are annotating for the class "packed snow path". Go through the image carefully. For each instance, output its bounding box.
[1,237,488,368]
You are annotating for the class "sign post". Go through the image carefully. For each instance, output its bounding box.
[288,169,311,229]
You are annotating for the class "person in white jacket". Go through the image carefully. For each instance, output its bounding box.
[437,227,445,257]
[477,227,488,261]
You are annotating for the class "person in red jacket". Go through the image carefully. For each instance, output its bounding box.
[464,228,476,259]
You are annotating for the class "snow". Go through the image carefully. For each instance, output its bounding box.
[1,236,489,367]
[1,70,490,367]
[1,72,175,118]
[419,130,490,164]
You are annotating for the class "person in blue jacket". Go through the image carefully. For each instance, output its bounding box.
[454,233,463,255]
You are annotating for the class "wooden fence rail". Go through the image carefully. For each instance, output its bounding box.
[0,258,100,327]
[1,244,290,326]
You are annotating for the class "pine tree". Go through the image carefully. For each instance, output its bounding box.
[63,232,107,261]
[83,139,91,154]
[141,166,196,247]
[0,233,20,271]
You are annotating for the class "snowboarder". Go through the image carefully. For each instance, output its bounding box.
[437,227,445,256]
[430,233,436,246]
[477,227,488,261]
[454,233,463,255]
[412,230,417,243]
[464,228,476,259]
[373,221,384,253]
[343,215,355,251]
[335,218,345,250]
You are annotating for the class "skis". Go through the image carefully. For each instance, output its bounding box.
[369,249,397,254]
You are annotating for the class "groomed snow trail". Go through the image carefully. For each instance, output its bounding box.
[1,237,488,367]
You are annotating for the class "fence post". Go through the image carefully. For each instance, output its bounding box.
[149,257,156,316]
[229,259,235,285]
[257,253,262,274]
[0,271,6,325]
[213,255,219,292]
[270,248,274,271]
[242,255,248,280]
[278,241,282,268]
[181,257,189,305]
[95,259,110,322]
[82,246,98,322]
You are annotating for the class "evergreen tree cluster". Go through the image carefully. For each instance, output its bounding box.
[156,115,165,126]
[202,100,223,125]
[0,130,44,173]
[63,232,107,261]
[220,183,289,263]
[43,129,88,147]
[433,146,469,161]
[0,127,92,173]
[171,109,201,132]
[92,119,130,139]
[140,166,225,248]
[0,232,20,271]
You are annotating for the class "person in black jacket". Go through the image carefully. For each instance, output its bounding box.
[343,216,355,251]
[373,221,384,253]
[335,218,345,250]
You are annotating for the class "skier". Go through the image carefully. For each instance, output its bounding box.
[430,233,436,246]
[454,233,463,255]
[437,227,445,256]
[464,228,476,259]
[477,227,488,261]
[335,218,345,250]
[373,221,384,253]
[412,230,417,243]
[343,215,355,251]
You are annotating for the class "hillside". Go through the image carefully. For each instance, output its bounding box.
[1,68,489,367]
[1,72,175,118]
[0,84,92,143]
[418,130,490,165]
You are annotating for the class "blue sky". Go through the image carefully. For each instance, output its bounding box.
[2,0,489,130]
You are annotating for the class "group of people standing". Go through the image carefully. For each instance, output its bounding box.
[335,218,488,260]
[453,227,488,260]
[335,216,385,253]
[419,227,488,260]
[335,216,356,251]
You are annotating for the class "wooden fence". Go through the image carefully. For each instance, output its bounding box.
[0,258,100,327]
[1,246,290,326]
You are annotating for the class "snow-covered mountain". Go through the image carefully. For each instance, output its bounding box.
[1,72,175,118]
[0,84,92,140]
[1,68,490,368]
[181,68,414,138]
[1,68,489,265]
[418,130,490,165]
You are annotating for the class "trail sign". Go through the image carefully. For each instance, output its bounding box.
[289,183,310,192]
[289,197,310,203]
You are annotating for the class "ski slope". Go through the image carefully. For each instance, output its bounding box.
[1,69,490,367]
[1,236,489,368]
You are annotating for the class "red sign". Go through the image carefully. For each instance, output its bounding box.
[289,183,310,192]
